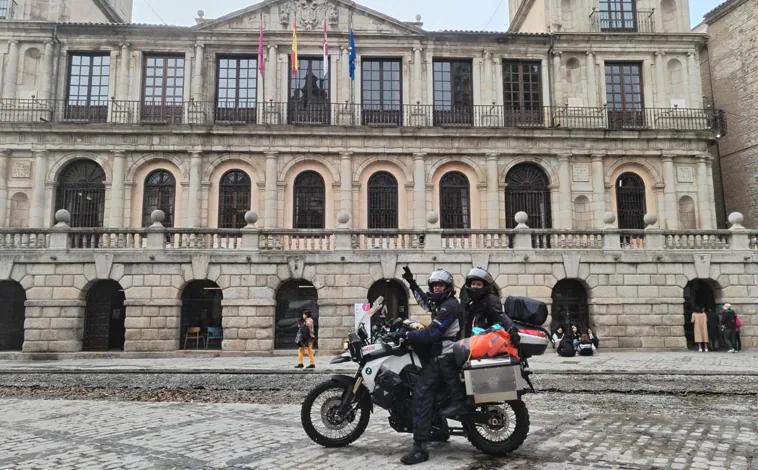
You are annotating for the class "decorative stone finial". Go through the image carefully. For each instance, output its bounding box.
[415,14,422,21]
[728,212,745,230]
[150,210,166,226]
[515,211,529,229]
[54,209,71,226]
[643,212,658,228]
[426,211,439,225]
[603,212,616,228]
[337,211,350,225]
[244,211,258,227]
[197,9,205,18]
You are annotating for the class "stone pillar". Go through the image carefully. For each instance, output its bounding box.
[30,150,48,228]
[586,51,597,108]
[413,153,426,229]
[687,52,701,108]
[340,152,353,227]
[654,51,666,108]
[696,155,713,229]
[661,156,678,230]
[117,43,131,101]
[266,45,278,103]
[591,154,606,228]
[412,47,423,105]
[486,154,499,229]
[0,150,8,227]
[654,187,666,231]
[264,152,278,228]
[483,50,493,105]
[192,43,205,102]
[108,151,126,228]
[557,154,572,229]
[552,51,563,107]
[40,41,55,101]
[707,156,718,228]
[339,46,349,103]
[187,151,202,228]
[2,40,20,99]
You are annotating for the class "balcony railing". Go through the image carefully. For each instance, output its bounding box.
[590,8,655,33]
[0,99,726,134]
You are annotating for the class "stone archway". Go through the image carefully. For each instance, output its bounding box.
[275,280,318,350]
[683,279,717,350]
[368,279,409,320]
[0,281,26,351]
[180,280,223,350]
[551,279,590,333]
[83,280,125,351]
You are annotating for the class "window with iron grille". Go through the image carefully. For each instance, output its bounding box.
[433,60,473,126]
[216,56,258,123]
[142,55,185,124]
[505,163,552,229]
[142,170,176,228]
[218,170,251,229]
[367,171,398,229]
[0,0,9,19]
[362,59,402,126]
[550,279,590,332]
[615,172,646,229]
[599,0,638,32]
[605,62,645,129]
[293,171,325,229]
[439,171,470,229]
[502,61,543,127]
[289,58,329,125]
[65,54,110,122]
[54,160,106,228]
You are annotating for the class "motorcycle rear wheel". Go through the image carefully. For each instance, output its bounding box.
[301,379,371,448]
[463,400,530,456]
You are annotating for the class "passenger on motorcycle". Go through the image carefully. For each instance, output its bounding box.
[395,267,463,465]
[438,267,520,419]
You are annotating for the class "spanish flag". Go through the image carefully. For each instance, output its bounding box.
[291,20,298,77]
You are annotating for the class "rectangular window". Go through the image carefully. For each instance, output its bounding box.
[142,55,185,124]
[0,0,9,19]
[361,59,402,126]
[216,56,258,124]
[502,61,543,127]
[433,60,473,126]
[605,62,645,129]
[598,0,638,32]
[64,54,110,122]
[288,57,329,125]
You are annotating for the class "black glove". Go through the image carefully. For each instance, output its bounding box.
[402,266,420,290]
[509,328,521,349]
[390,331,407,343]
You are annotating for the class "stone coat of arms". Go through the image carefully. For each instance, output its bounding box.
[280,0,339,30]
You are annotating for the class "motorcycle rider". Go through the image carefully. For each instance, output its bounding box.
[438,267,521,418]
[395,267,463,465]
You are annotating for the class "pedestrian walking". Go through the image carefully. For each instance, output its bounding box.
[691,305,709,352]
[706,307,721,351]
[721,304,738,353]
[295,309,316,369]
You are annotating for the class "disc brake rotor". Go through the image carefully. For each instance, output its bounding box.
[320,396,356,431]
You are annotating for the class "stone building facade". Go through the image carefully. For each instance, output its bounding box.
[0,0,748,356]
[697,0,758,228]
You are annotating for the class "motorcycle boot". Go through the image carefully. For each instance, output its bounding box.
[400,440,429,465]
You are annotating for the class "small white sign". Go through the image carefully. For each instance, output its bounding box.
[354,303,371,334]
[11,161,31,179]
[572,164,591,182]
[677,167,694,183]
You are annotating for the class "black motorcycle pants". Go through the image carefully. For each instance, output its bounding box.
[412,354,459,442]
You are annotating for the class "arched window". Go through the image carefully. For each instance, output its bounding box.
[439,171,470,229]
[367,171,398,229]
[275,280,318,350]
[293,171,325,229]
[142,170,176,227]
[505,163,552,229]
[616,172,646,229]
[551,279,589,333]
[218,170,251,229]
[55,160,106,228]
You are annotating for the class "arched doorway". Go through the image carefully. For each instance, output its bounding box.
[55,160,106,228]
[83,280,125,351]
[0,281,26,351]
[439,171,471,229]
[367,171,399,229]
[180,280,223,350]
[275,280,318,350]
[616,172,646,229]
[505,163,552,229]
[368,279,409,321]
[551,279,589,333]
[293,171,326,229]
[218,170,251,229]
[683,280,717,350]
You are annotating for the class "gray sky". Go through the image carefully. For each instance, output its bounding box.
[133,0,723,29]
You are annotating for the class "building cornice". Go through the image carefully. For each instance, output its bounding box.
[704,0,749,25]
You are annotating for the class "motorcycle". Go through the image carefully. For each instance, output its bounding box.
[300,296,551,455]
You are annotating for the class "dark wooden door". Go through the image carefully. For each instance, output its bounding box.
[84,281,125,351]
[0,281,25,351]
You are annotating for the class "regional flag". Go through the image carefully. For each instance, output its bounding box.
[348,28,356,80]
[291,20,299,76]
[258,25,264,77]
[323,20,329,77]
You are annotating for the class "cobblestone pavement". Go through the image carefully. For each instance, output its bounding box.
[0,397,755,470]
[1,350,756,375]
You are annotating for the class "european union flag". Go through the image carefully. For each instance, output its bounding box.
[349,28,356,81]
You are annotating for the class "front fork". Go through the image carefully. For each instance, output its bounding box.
[337,372,364,417]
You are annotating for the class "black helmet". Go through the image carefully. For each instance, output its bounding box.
[427,269,455,304]
[465,267,495,301]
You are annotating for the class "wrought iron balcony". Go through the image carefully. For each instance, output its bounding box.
[590,8,655,33]
[0,99,726,135]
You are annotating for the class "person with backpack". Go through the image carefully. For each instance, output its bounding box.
[557,335,576,357]
[295,309,316,369]
[735,312,743,352]
[577,333,597,356]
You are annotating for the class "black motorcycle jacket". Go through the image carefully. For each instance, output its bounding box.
[406,285,462,355]
[463,293,518,340]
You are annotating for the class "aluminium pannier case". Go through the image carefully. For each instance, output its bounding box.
[462,356,522,403]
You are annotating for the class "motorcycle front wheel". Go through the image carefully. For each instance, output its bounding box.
[301,379,371,448]
[463,400,530,456]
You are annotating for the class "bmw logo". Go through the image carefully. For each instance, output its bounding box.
[365,367,372,375]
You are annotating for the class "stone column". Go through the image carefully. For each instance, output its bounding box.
[552,51,563,107]
[266,45,278,103]
[687,52,701,108]
[586,51,597,108]
[339,46,349,103]
[340,152,353,227]
[108,151,126,228]
[2,40,20,99]
[192,43,205,102]
[412,47,423,105]
[264,151,278,228]
[0,150,8,227]
[707,156,718,228]
[40,41,55,101]
[30,150,48,228]
[117,43,131,101]
[482,50,493,105]
[654,51,666,108]
[413,153,426,229]
[696,155,713,229]
[591,154,606,228]
[187,151,202,228]
[486,154,499,229]
[557,154,572,229]
[661,155,678,230]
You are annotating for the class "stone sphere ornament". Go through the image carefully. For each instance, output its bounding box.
[728,212,744,226]
[603,212,616,225]
[337,210,350,225]
[426,211,439,225]
[54,209,71,225]
[244,211,258,226]
[643,212,658,227]
[514,211,529,226]
[150,210,166,224]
